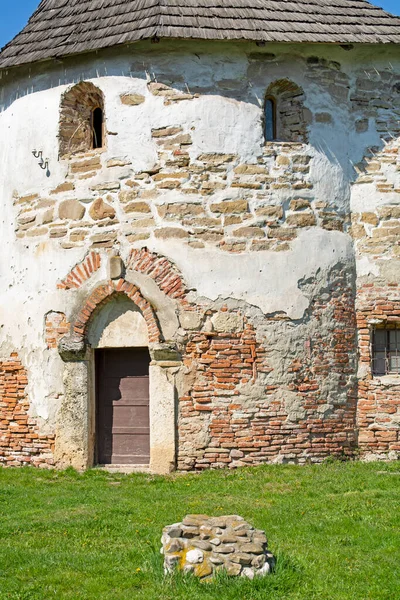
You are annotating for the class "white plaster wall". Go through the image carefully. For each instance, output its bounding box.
[0,40,399,437]
[150,229,352,320]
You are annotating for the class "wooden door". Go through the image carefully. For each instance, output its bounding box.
[96,348,150,465]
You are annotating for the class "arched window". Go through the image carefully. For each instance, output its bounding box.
[264,96,277,142]
[59,81,105,157]
[264,79,308,144]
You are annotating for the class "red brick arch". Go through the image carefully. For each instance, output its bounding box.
[127,248,188,302]
[72,279,161,344]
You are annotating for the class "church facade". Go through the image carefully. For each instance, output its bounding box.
[0,1,400,472]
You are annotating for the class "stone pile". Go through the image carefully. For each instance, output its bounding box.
[161,514,275,580]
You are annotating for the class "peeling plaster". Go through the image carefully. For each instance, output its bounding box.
[150,229,353,320]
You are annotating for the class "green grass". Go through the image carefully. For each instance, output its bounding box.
[0,462,399,600]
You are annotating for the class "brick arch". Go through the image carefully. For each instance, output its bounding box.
[72,279,161,344]
[127,248,188,302]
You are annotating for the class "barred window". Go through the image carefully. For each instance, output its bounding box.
[372,325,400,376]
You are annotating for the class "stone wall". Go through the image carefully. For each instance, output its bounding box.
[13,139,337,252]
[352,139,400,459]
[177,266,357,469]
[1,41,400,469]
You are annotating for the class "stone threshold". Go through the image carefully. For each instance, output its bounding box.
[95,464,150,474]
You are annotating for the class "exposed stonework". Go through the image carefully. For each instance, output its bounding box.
[162,515,275,580]
[13,139,339,252]
[120,93,145,106]
[2,41,400,471]
[351,69,400,139]
[351,138,400,460]
[177,266,357,470]
[0,354,54,467]
[266,79,309,143]
[148,81,199,104]
[59,81,105,158]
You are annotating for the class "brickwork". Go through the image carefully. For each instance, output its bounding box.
[351,137,400,458]
[45,312,71,349]
[127,248,188,301]
[72,279,161,344]
[178,270,357,470]
[0,354,54,467]
[57,251,101,290]
[356,287,400,455]
[5,49,400,470]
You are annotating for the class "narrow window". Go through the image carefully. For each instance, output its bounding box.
[265,97,277,142]
[372,325,400,375]
[59,82,105,157]
[92,107,103,149]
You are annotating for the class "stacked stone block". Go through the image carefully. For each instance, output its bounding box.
[161,515,274,580]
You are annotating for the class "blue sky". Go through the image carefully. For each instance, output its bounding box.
[0,0,400,49]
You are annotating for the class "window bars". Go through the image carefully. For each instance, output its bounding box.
[372,325,400,376]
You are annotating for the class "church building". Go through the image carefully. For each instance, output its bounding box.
[1,0,400,472]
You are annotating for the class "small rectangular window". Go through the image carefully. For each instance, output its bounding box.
[372,325,400,376]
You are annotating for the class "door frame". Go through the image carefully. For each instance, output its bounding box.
[55,342,179,474]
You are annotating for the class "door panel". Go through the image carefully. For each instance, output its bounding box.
[96,348,150,465]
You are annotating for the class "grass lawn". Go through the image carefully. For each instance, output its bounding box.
[0,462,399,600]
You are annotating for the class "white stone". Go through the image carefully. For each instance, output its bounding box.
[211,312,244,333]
[149,365,177,475]
[179,311,202,330]
[256,562,271,577]
[241,567,255,580]
[186,549,204,564]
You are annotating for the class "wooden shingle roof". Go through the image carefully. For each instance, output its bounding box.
[1,0,400,70]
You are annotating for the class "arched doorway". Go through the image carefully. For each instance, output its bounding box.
[56,279,179,474]
[88,295,151,466]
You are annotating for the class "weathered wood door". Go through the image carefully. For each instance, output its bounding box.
[96,348,150,465]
